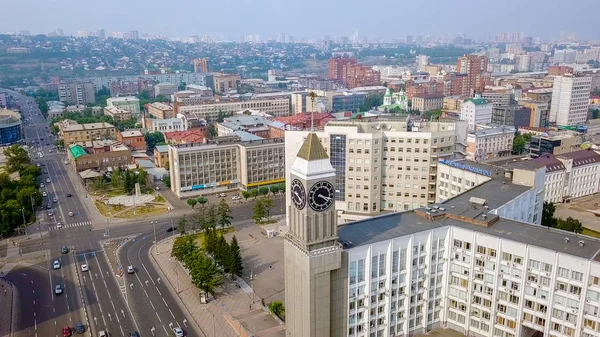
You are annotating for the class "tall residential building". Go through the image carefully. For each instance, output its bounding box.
[291,92,319,115]
[460,97,493,130]
[106,96,141,115]
[328,57,381,89]
[57,82,96,105]
[284,128,600,337]
[109,80,139,97]
[213,73,241,94]
[518,99,549,128]
[466,126,515,161]
[549,74,592,126]
[456,54,491,94]
[284,116,468,224]
[193,58,209,73]
[169,137,285,198]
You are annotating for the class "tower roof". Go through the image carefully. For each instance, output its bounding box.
[296,133,329,161]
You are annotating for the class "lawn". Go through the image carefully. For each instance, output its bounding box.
[94,200,126,217]
[116,205,168,218]
[583,227,600,239]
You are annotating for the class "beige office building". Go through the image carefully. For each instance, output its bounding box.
[284,116,468,223]
[103,106,132,121]
[106,96,141,115]
[213,72,241,94]
[56,120,117,146]
[169,137,285,198]
[178,98,290,121]
[146,102,174,119]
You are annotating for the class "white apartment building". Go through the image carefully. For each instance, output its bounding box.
[461,97,493,130]
[549,75,592,126]
[106,96,141,115]
[178,97,290,121]
[146,118,188,133]
[435,159,545,225]
[531,153,567,203]
[169,137,285,198]
[283,132,600,337]
[284,116,468,224]
[466,126,515,161]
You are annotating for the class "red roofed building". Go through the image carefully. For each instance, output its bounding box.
[164,129,208,145]
[270,112,334,137]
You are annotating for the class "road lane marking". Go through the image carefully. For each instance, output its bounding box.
[149,299,156,310]
[98,302,103,314]
[162,325,168,335]
[114,311,120,323]
[155,287,162,296]
[143,289,149,298]
[162,297,168,306]
[119,325,124,336]
[34,319,37,330]
[156,312,162,322]
[169,309,175,319]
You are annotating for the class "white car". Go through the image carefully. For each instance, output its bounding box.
[231,195,241,200]
[173,327,184,337]
[42,192,47,197]
[40,183,45,188]
[56,223,63,229]
[81,264,89,272]
[127,266,135,274]
[53,260,61,269]
[46,178,50,183]
[55,284,63,295]
[98,331,107,337]
[68,212,74,217]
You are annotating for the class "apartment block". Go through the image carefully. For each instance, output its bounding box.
[492,105,533,128]
[193,58,209,73]
[146,102,174,119]
[154,82,178,97]
[284,116,468,224]
[56,120,116,146]
[461,97,493,130]
[482,89,512,107]
[103,106,132,121]
[466,126,515,161]
[284,131,600,337]
[68,141,131,172]
[456,54,491,94]
[106,96,141,115]
[109,80,139,97]
[213,72,241,94]
[58,82,96,105]
[169,137,285,198]
[550,75,593,126]
[328,57,381,88]
[177,98,290,121]
[518,99,549,128]
[529,131,584,158]
[291,91,320,114]
[154,145,169,168]
[411,94,444,112]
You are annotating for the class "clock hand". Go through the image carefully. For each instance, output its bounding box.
[318,194,331,201]
[294,191,301,200]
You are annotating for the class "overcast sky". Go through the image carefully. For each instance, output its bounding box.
[2,0,597,40]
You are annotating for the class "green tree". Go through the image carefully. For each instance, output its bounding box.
[187,198,198,209]
[188,252,223,296]
[541,202,557,227]
[145,131,165,151]
[226,235,244,277]
[359,93,384,112]
[171,235,197,261]
[206,204,218,229]
[261,196,275,220]
[269,185,280,195]
[204,227,218,253]
[268,301,285,321]
[259,186,269,196]
[217,198,233,229]
[4,145,29,173]
[177,217,188,235]
[164,175,171,188]
[278,183,285,193]
[252,198,267,224]
[241,190,250,201]
[214,235,230,270]
[197,212,210,232]
[249,189,259,199]
[512,134,526,154]
[197,196,208,209]
[555,217,584,234]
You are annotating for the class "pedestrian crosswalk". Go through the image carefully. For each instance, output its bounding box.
[48,221,92,230]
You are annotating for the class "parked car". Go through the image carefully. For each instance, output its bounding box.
[42,192,47,197]
[53,260,61,269]
[53,197,58,203]
[75,322,85,334]
[231,195,241,200]
[173,327,184,337]
[97,331,107,337]
[81,264,89,272]
[66,193,72,197]
[166,227,174,232]
[62,326,71,337]
[128,332,139,337]
[46,178,51,183]
[40,183,45,188]
[61,246,68,254]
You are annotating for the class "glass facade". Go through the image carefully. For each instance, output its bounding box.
[0,122,22,145]
[330,134,346,201]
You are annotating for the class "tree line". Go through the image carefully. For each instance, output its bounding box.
[541,201,584,233]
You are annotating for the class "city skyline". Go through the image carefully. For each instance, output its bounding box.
[3,0,600,40]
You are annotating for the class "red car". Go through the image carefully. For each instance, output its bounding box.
[62,326,71,337]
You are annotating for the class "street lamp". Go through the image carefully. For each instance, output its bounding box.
[168,207,175,238]
[151,220,157,245]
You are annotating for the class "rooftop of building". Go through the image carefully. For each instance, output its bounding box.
[325,115,463,134]
[531,153,566,172]
[164,129,207,143]
[222,115,272,127]
[468,125,516,137]
[185,84,211,91]
[154,144,170,153]
[151,118,184,124]
[412,93,445,99]
[231,130,265,141]
[108,96,139,102]
[60,121,115,132]
[156,82,176,87]
[463,98,489,105]
[172,136,284,153]
[339,161,600,260]
[119,130,143,138]
[147,102,173,110]
[556,148,600,167]
[274,112,334,125]
[104,106,131,114]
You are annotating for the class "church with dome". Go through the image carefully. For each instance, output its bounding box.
[379,87,409,112]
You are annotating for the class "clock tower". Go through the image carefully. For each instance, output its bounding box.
[284,132,343,337]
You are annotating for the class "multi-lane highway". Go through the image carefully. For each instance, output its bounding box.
[1,89,284,337]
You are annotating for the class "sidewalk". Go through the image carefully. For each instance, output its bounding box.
[0,277,16,337]
[150,237,255,337]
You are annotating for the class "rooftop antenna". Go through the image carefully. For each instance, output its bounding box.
[309,91,316,132]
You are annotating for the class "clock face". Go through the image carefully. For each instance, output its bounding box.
[290,179,306,210]
[308,181,335,212]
